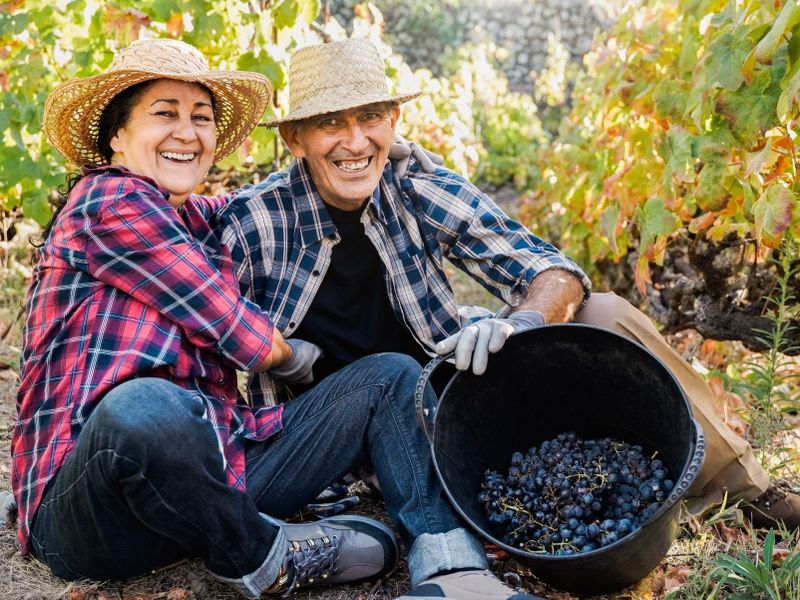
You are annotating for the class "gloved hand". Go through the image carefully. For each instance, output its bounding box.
[268,338,323,385]
[435,310,545,376]
[389,134,444,177]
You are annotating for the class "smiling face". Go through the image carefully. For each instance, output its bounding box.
[279,103,400,211]
[109,79,216,207]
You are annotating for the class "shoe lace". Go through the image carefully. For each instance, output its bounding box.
[284,534,339,594]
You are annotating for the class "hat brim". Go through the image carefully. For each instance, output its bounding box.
[44,69,272,166]
[264,90,422,128]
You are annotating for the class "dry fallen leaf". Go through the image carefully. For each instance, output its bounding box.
[662,564,692,594]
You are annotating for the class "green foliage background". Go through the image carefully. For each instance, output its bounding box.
[0,0,320,225]
[5,0,800,295]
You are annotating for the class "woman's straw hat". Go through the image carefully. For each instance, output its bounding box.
[44,38,272,166]
[266,38,420,127]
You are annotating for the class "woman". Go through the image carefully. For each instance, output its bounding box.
[14,38,401,597]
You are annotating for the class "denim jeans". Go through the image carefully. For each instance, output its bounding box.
[30,352,486,595]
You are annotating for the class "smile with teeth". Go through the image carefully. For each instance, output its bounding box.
[160,151,197,162]
[335,157,371,173]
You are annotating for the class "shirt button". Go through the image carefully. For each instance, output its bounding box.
[312,270,320,276]
[219,378,226,385]
[289,321,296,328]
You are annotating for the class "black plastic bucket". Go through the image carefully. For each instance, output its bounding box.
[414,324,705,594]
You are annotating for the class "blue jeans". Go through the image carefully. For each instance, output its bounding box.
[30,353,486,594]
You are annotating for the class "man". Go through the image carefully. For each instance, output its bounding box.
[215,38,800,598]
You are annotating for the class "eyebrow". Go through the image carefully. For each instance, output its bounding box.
[150,98,214,109]
[319,104,387,120]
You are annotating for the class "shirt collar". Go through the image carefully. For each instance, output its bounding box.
[289,159,395,246]
[288,158,397,230]
[288,160,339,248]
[82,163,172,200]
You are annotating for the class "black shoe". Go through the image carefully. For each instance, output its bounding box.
[266,515,399,595]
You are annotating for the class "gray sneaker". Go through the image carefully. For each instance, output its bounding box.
[394,569,545,599]
[266,515,399,595]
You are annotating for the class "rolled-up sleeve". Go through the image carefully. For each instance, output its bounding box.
[452,197,592,304]
[411,173,592,307]
[85,185,275,371]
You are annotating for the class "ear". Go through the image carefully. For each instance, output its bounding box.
[278,123,306,159]
[109,131,124,154]
[390,106,400,131]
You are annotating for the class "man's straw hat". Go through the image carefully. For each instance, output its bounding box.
[44,38,272,166]
[266,38,420,127]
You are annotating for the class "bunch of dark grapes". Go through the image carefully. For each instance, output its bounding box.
[478,432,674,556]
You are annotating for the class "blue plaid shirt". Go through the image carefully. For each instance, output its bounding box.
[214,158,591,406]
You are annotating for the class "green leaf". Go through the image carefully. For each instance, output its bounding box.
[662,125,695,184]
[599,202,620,255]
[150,0,183,22]
[21,186,52,226]
[754,182,794,247]
[0,12,30,36]
[237,51,286,90]
[636,197,681,249]
[654,79,689,121]
[29,6,56,31]
[273,0,300,29]
[677,16,701,75]
[788,22,800,68]
[297,0,320,23]
[777,54,800,119]
[717,67,783,148]
[695,143,729,211]
[193,12,226,39]
[705,29,753,91]
[754,0,800,63]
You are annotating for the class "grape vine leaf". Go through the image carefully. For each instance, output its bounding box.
[753,182,794,248]
[599,202,620,256]
[636,197,681,256]
[754,0,800,64]
[662,125,695,185]
[654,79,689,122]
[695,143,729,212]
[744,138,774,178]
[705,29,753,91]
[717,67,783,148]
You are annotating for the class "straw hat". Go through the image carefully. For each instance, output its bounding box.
[44,38,272,166]
[266,38,420,127]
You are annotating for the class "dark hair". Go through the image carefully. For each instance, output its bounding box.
[35,81,156,246]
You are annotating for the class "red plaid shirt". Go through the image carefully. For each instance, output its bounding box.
[13,165,283,554]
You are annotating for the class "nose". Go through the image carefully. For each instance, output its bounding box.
[340,121,369,153]
[172,114,198,143]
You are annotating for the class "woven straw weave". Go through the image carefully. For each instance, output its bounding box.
[44,39,272,166]
[266,38,420,126]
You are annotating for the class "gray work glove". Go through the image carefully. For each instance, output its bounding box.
[268,339,323,385]
[435,310,545,376]
[0,491,16,528]
[389,134,443,177]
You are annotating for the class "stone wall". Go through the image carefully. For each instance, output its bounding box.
[327,0,624,90]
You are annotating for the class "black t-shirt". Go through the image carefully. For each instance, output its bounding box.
[291,202,430,389]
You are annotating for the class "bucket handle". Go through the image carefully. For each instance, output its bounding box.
[664,419,706,508]
[414,355,448,445]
